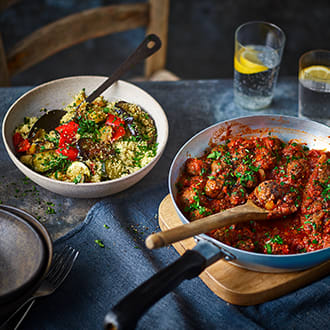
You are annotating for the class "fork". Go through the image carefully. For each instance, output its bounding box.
[1,246,79,330]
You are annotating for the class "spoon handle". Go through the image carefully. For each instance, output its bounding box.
[85,34,161,103]
[145,201,268,249]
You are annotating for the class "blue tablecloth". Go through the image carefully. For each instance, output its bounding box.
[1,79,329,329]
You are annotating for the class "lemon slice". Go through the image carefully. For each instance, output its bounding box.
[234,47,268,74]
[299,65,330,82]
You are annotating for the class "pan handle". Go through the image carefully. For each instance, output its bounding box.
[104,241,224,330]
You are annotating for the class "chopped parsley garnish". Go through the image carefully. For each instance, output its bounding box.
[95,239,105,248]
[270,235,283,244]
[264,243,272,254]
[207,150,222,160]
[184,188,210,216]
[320,180,330,202]
[42,153,71,172]
[46,206,56,214]
[77,118,101,141]
[73,174,82,184]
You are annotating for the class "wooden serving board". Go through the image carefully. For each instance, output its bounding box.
[158,194,330,306]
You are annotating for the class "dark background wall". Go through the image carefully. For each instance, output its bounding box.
[1,0,329,86]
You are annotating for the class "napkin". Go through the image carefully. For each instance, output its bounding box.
[20,183,330,330]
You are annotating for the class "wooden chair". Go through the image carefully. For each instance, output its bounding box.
[0,0,179,86]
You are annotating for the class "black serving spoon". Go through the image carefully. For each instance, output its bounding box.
[28,34,161,139]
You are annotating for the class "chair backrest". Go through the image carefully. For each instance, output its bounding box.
[0,0,169,86]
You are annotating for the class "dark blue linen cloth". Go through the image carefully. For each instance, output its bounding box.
[21,189,330,330]
[1,80,329,329]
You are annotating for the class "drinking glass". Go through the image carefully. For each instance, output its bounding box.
[298,49,330,125]
[233,21,286,110]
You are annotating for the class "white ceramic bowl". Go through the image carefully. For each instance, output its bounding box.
[2,76,168,198]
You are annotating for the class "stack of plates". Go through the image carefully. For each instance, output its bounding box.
[0,205,53,320]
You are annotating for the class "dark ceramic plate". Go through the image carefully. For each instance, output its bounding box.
[0,204,53,273]
[0,208,46,303]
[0,205,52,318]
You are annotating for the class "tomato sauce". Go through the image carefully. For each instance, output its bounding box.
[176,136,330,254]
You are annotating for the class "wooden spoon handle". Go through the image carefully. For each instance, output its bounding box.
[145,201,268,249]
[85,34,161,103]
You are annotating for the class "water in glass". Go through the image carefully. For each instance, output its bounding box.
[234,45,281,110]
[299,71,330,125]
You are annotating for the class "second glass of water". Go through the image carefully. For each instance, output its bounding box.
[298,49,330,126]
[233,21,286,110]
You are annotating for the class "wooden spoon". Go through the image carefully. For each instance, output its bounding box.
[28,34,161,139]
[145,199,268,249]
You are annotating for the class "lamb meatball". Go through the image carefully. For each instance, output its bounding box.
[282,142,306,159]
[263,137,283,152]
[204,178,224,198]
[287,158,309,180]
[230,185,247,206]
[234,164,259,189]
[185,158,207,176]
[316,154,330,184]
[254,146,277,171]
[253,180,283,210]
[210,159,227,175]
[179,186,206,209]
